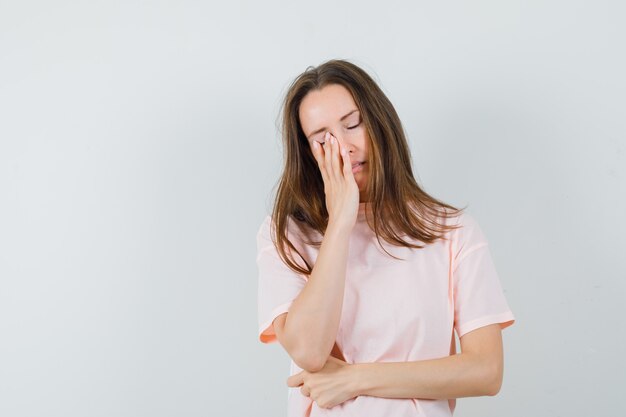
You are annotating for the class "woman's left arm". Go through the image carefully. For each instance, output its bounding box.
[287,323,504,408]
[353,323,504,400]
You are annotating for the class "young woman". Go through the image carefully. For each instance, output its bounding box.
[256,59,515,417]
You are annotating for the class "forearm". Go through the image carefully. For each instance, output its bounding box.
[284,223,351,368]
[352,353,498,400]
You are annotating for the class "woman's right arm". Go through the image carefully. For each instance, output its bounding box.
[274,132,359,373]
[273,221,351,372]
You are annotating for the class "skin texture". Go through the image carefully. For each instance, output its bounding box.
[299,83,370,204]
[286,323,504,409]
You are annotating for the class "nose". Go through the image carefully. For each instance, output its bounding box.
[330,132,354,154]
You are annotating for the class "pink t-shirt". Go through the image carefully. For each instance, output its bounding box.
[256,202,515,417]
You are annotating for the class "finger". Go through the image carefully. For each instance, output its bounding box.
[300,386,310,397]
[287,372,303,387]
[340,144,355,182]
[329,134,342,182]
[323,133,334,185]
[312,141,329,184]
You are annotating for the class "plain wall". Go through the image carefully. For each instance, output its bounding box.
[1,1,624,416]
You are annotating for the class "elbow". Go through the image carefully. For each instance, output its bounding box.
[290,341,330,372]
[295,358,326,373]
[484,363,504,396]
[278,323,330,372]
[485,381,501,397]
[292,349,328,373]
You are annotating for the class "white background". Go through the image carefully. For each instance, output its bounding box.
[1,1,624,416]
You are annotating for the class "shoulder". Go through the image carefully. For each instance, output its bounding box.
[256,214,313,246]
[255,215,274,249]
[455,211,483,235]
[256,214,272,237]
[443,210,489,250]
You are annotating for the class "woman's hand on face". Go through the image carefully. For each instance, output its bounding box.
[311,132,360,232]
[286,355,358,409]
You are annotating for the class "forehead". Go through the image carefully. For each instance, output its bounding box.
[298,84,358,129]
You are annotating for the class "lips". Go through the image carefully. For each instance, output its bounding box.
[351,162,365,168]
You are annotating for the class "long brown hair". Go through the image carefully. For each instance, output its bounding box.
[269,58,466,276]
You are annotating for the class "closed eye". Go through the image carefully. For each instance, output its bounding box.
[313,121,361,145]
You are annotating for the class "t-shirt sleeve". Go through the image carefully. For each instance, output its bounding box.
[256,215,308,344]
[452,212,515,339]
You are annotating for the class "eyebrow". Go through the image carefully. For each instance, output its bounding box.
[306,109,359,139]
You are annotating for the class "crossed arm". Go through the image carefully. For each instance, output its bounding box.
[349,323,504,399]
[276,314,505,406]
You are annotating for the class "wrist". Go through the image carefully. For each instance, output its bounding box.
[326,221,353,238]
[349,362,373,397]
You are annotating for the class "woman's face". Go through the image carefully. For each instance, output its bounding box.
[298,83,370,201]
